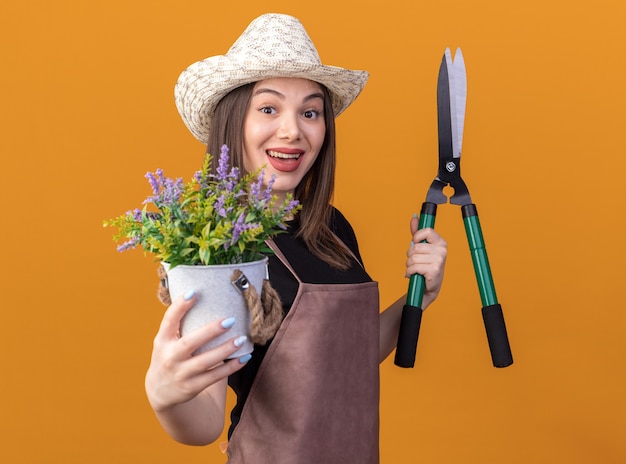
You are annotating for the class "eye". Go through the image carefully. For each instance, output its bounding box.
[259,106,276,115]
[303,109,321,119]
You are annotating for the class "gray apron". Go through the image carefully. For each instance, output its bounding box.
[226,240,380,463]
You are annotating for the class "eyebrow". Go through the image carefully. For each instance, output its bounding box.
[252,87,324,103]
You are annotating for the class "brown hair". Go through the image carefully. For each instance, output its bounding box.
[206,82,353,270]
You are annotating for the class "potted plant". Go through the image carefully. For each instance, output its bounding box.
[104,144,300,356]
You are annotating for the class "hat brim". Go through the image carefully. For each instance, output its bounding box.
[175,55,369,144]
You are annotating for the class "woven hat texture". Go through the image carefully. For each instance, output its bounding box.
[174,13,369,143]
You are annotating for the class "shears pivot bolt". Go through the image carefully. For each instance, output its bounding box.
[446,161,457,172]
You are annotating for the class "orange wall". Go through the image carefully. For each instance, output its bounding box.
[1,1,625,462]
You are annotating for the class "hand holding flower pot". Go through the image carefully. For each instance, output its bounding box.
[104,145,299,355]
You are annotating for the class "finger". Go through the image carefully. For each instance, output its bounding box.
[410,214,419,237]
[406,253,446,273]
[412,227,447,247]
[155,290,197,342]
[406,246,447,277]
[175,338,253,396]
[407,241,443,256]
[184,352,253,395]
[184,335,252,377]
[407,241,447,263]
[175,317,240,359]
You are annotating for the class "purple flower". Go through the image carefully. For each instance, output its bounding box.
[145,171,160,195]
[216,144,230,180]
[162,177,184,205]
[228,212,259,249]
[286,198,299,213]
[128,208,142,222]
[262,174,276,202]
[276,199,300,229]
[214,195,229,218]
[117,236,139,252]
[143,170,184,207]
[230,211,247,246]
[224,175,237,193]
[250,170,263,201]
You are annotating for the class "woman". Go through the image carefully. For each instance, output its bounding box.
[145,13,447,463]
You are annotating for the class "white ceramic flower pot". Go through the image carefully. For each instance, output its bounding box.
[162,258,268,358]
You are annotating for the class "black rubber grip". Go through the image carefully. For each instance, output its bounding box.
[482,304,513,368]
[394,304,423,368]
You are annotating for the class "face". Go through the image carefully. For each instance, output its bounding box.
[243,77,326,202]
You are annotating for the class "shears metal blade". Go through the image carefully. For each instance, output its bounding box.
[429,48,471,206]
[445,47,466,160]
[394,48,513,369]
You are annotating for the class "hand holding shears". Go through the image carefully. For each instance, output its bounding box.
[395,48,513,369]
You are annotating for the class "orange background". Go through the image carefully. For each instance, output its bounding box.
[1,0,625,462]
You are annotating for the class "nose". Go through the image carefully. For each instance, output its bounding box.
[276,113,301,141]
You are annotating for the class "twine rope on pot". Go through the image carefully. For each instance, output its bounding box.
[231,269,283,345]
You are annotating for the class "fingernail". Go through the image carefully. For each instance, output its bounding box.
[409,241,414,248]
[183,289,195,300]
[238,353,252,364]
[412,213,418,218]
[221,317,236,329]
[234,335,248,347]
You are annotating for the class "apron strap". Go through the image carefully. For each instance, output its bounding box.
[266,230,365,283]
[265,239,303,284]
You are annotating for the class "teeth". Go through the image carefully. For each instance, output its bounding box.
[267,150,301,160]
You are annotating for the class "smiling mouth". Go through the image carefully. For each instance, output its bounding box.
[267,150,303,160]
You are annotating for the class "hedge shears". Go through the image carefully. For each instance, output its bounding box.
[394,48,513,369]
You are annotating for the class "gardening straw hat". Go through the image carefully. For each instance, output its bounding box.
[174,13,369,144]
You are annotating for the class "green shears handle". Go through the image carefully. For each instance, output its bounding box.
[394,202,437,368]
[462,204,513,367]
